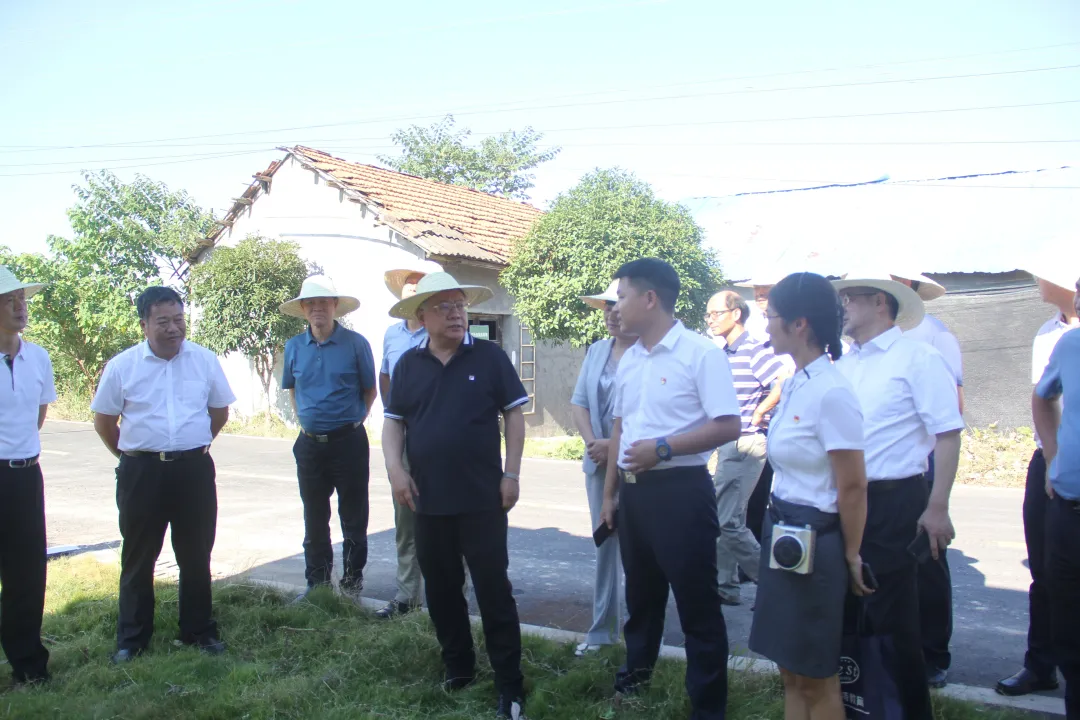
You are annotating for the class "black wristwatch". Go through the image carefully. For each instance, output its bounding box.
[655,437,672,461]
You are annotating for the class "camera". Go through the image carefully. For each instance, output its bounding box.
[769,523,816,574]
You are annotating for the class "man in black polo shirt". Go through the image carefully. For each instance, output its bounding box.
[383,272,529,720]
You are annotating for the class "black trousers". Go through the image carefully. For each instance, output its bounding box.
[918,453,953,671]
[116,452,218,650]
[414,508,524,697]
[618,466,728,720]
[0,463,49,680]
[293,426,370,589]
[862,477,933,720]
[1047,495,1080,720]
[747,458,772,544]
[1023,449,1058,680]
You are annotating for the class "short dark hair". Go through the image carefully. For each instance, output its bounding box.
[613,258,679,313]
[769,272,844,360]
[723,292,751,325]
[882,292,899,321]
[136,286,183,321]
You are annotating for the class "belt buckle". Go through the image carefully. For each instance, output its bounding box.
[8,458,29,469]
[623,472,637,485]
[159,452,177,462]
[315,434,329,443]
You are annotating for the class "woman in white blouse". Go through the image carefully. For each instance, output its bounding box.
[748,272,874,720]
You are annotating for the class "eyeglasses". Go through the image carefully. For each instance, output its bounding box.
[839,291,879,307]
[428,300,467,316]
[703,309,734,321]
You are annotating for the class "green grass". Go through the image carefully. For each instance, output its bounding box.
[1,558,1031,720]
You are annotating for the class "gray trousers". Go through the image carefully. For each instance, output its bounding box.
[585,467,624,645]
[714,433,767,602]
[393,450,470,604]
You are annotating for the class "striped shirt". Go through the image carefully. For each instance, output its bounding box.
[723,331,787,435]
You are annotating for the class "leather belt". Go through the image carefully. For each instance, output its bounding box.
[3,455,39,469]
[867,474,925,492]
[302,422,361,443]
[123,446,209,462]
[1054,494,1080,513]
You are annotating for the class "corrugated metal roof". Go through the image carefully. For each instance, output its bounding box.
[685,166,1080,280]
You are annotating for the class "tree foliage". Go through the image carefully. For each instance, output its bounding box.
[188,236,312,405]
[0,171,214,392]
[501,169,722,347]
[377,115,560,200]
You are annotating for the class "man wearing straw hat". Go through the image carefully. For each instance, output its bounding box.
[997,257,1080,698]
[382,271,529,719]
[0,266,54,684]
[375,268,428,619]
[833,269,964,720]
[280,275,376,601]
[893,271,963,689]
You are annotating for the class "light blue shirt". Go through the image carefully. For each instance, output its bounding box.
[1036,327,1080,500]
[281,323,375,433]
[381,321,428,379]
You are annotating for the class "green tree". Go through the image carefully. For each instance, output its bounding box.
[501,169,722,347]
[0,171,214,392]
[378,115,560,200]
[188,236,312,405]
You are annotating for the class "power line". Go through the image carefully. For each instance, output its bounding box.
[0,149,272,178]
[4,58,1078,153]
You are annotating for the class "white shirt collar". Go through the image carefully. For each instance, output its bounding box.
[851,325,902,355]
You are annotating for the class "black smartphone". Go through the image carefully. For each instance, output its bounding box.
[861,562,879,591]
[907,531,933,564]
[593,521,616,547]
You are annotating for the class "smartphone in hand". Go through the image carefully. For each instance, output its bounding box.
[907,531,933,564]
[593,521,616,547]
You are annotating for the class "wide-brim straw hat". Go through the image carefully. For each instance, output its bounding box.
[0,266,45,298]
[1024,251,1080,292]
[580,280,620,311]
[388,271,493,320]
[279,275,361,318]
[734,274,782,289]
[889,271,946,302]
[832,268,926,330]
[384,268,430,299]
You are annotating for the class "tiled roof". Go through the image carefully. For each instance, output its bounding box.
[200,147,542,266]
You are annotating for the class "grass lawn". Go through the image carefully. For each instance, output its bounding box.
[2,558,1029,720]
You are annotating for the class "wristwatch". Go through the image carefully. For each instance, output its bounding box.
[655,438,672,461]
[503,472,520,481]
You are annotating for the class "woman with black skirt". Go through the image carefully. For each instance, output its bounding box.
[748,272,874,720]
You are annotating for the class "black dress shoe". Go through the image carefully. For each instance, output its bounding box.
[12,669,50,685]
[443,671,476,692]
[375,600,419,619]
[927,667,948,689]
[111,648,144,664]
[197,639,226,656]
[996,668,1059,696]
[496,694,527,719]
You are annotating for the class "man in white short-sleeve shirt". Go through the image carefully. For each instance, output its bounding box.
[834,270,963,717]
[92,286,235,664]
[598,258,741,720]
[997,263,1080,697]
[0,266,55,684]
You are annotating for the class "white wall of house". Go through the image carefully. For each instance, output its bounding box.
[198,156,531,432]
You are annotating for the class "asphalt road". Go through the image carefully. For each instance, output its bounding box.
[38,420,1061,699]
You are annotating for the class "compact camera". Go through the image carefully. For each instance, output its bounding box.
[769,523,816,574]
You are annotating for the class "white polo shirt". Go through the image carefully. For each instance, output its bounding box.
[0,339,57,459]
[904,314,963,387]
[769,354,864,513]
[1033,313,1075,449]
[836,326,964,480]
[614,321,740,470]
[91,340,236,452]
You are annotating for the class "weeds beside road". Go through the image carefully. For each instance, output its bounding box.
[0,557,1029,720]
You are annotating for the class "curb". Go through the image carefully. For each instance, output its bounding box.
[243,577,1064,717]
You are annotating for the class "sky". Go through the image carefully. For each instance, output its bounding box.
[0,0,1077,259]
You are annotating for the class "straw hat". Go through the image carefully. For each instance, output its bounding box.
[889,272,946,302]
[388,272,493,320]
[832,268,925,330]
[279,275,361,318]
[384,268,429,299]
[580,280,620,311]
[1024,251,1080,292]
[0,266,45,298]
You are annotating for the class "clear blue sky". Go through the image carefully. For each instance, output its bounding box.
[1,0,1077,255]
